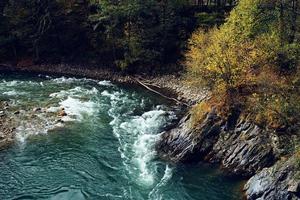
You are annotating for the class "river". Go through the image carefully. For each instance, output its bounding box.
[0,73,242,200]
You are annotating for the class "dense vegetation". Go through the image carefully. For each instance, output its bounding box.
[1,0,299,130]
[0,0,232,73]
[187,0,300,130]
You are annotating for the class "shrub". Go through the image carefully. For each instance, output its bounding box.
[185,0,300,128]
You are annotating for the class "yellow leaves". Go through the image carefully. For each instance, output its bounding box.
[190,101,212,127]
[185,0,300,128]
[186,24,262,92]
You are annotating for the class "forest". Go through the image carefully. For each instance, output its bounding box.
[0,0,231,73]
[0,0,300,199]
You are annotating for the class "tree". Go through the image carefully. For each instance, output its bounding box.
[90,0,195,73]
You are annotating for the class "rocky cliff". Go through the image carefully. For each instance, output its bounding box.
[156,109,300,199]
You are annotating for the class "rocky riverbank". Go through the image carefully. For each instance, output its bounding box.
[0,63,205,151]
[156,108,300,199]
[1,63,299,199]
[0,64,206,105]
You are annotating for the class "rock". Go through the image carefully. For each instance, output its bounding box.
[58,109,67,117]
[156,109,277,177]
[56,119,65,123]
[208,122,276,177]
[288,180,300,193]
[14,111,20,115]
[244,156,300,200]
[33,107,42,112]
[156,109,222,163]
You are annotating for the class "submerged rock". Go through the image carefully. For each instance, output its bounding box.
[0,111,5,117]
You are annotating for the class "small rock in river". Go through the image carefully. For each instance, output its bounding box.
[33,107,42,112]
[14,111,20,115]
[58,110,67,117]
[56,119,64,123]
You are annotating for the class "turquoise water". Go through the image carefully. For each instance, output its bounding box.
[0,73,242,200]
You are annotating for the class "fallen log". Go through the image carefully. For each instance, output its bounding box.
[132,77,190,107]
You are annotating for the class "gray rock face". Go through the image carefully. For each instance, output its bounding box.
[156,109,300,199]
[208,122,276,177]
[156,109,222,163]
[244,157,300,200]
[156,110,277,177]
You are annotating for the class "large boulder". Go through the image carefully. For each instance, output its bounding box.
[244,156,300,200]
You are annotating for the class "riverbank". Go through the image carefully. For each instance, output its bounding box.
[0,64,299,199]
[0,64,207,105]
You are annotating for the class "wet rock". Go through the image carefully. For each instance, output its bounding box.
[156,109,277,177]
[58,109,67,117]
[156,109,222,162]
[56,119,65,123]
[244,157,300,200]
[14,111,20,115]
[33,107,42,112]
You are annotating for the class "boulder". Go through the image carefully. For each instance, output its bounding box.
[244,157,300,200]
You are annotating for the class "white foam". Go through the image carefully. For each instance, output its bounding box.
[50,87,98,99]
[3,90,27,96]
[133,134,159,186]
[15,114,58,143]
[51,77,78,84]
[50,76,96,84]
[46,106,61,113]
[101,90,121,101]
[59,97,99,121]
[6,80,18,86]
[148,165,173,200]
[98,80,114,86]
[107,92,175,188]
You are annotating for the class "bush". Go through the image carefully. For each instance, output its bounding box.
[185,0,300,128]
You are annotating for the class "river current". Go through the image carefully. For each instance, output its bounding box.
[0,73,242,200]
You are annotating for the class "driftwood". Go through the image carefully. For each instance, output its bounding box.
[132,77,190,107]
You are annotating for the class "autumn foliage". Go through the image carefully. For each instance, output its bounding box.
[186,0,300,129]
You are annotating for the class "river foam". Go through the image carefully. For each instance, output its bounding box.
[0,75,178,198]
[0,74,243,200]
[102,89,176,190]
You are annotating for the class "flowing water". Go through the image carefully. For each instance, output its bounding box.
[0,73,242,200]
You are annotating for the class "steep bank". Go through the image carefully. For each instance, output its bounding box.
[156,108,300,199]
